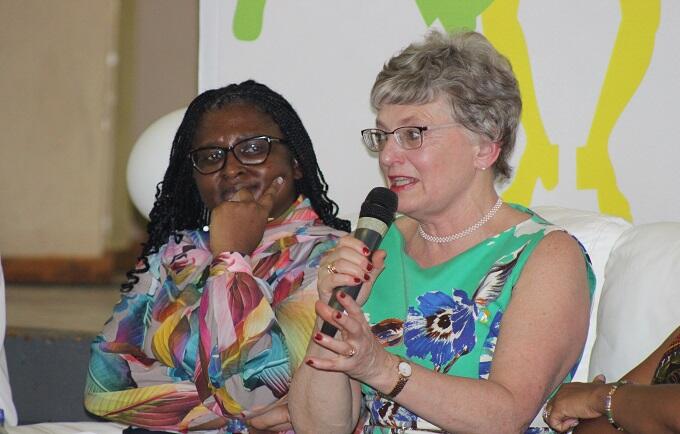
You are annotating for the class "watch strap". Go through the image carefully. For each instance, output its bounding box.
[380,358,410,399]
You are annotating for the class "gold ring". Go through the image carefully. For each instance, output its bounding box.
[542,404,551,424]
[326,262,338,275]
[346,347,356,358]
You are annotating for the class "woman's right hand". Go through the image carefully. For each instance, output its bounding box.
[209,177,284,256]
[317,234,387,306]
[544,374,609,432]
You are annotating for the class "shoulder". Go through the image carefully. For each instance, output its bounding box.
[532,228,587,271]
[515,228,590,301]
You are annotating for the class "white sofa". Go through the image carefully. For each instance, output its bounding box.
[533,206,680,382]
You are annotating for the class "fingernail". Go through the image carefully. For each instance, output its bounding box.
[362,247,370,255]
[335,312,342,319]
[338,291,346,299]
[367,263,374,271]
[364,273,370,281]
[314,333,322,341]
[353,277,361,284]
[275,176,284,185]
[306,359,314,366]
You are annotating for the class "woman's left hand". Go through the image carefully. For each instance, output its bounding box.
[306,289,395,387]
[544,374,609,432]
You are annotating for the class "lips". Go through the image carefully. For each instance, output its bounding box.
[220,183,259,202]
[388,176,418,192]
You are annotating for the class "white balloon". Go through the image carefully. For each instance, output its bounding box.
[126,108,186,219]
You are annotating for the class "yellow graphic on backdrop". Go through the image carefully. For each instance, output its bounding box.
[574,1,660,222]
[416,0,660,222]
[479,1,559,209]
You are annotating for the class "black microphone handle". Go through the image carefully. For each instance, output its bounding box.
[320,227,383,337]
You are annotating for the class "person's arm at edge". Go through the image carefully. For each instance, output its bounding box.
[574,326,680,434]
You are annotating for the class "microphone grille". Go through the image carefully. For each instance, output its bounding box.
[359,187,398,225]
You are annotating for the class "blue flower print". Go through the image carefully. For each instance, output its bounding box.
[479,311,503,379]
[370,396,418,429]
[404,290,476,371]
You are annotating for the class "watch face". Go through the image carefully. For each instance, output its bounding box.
[398,361,412,377]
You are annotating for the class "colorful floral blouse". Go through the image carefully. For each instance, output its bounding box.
[653,330,680,385]
[360,205,595,434]
[85,197,345,433]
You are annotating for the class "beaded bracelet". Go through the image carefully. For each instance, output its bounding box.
[604,380,630,431]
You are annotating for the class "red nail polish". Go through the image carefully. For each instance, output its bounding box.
[353,277,361,284]
[338,291,346,298]
[367,263,374,271]
[314,333,322,341]
[364,273,370,281]
[362,247,370,255]
[306,359,314,366]
[335,312,342,319]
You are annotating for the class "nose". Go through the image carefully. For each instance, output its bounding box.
[378,134,404,167]
[221,151,246,178]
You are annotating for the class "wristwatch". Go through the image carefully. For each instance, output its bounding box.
[384,358,412,399]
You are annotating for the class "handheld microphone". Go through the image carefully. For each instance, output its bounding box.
[320,187,398,337]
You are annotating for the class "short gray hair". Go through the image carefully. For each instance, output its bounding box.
[370,30,521,182]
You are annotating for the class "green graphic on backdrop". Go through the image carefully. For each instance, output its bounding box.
[415,0,493,31]
[229,0,660,221]
[233,0,266,41]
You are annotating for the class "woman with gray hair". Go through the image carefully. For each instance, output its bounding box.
[289,30,594,433]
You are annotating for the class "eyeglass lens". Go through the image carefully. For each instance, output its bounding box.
[362,127,423,151]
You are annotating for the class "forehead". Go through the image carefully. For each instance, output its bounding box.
[376,97,453,128]
[192,102,283,147]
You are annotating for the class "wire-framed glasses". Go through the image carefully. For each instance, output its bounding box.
[188,135,286,175]
[361,123,458,152]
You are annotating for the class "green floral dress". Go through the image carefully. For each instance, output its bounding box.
[360,205,595,433]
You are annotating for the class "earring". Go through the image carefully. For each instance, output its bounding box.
[202,207,210,232]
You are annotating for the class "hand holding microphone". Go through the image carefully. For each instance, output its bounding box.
[319,187,398,337]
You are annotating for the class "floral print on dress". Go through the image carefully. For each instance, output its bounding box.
[404,289,476,371]
[402,246,526,373]
[370,395,419,430]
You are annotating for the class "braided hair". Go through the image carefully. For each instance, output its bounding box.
[122,80,350,291]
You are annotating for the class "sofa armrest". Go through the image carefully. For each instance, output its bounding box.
[589,222,680,380]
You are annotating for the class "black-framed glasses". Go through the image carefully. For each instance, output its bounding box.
[188,135,286,175]
[361,123,458,152]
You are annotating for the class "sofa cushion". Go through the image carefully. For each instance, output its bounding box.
[589,222,680,380]
[531,206,631,382]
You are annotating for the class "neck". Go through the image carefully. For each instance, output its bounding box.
[417,189,501,236]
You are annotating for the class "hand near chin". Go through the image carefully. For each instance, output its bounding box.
[209,177,284,256]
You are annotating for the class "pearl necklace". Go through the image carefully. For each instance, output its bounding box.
[417,197,503,244]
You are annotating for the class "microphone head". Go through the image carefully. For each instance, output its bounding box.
[359,187,398,225]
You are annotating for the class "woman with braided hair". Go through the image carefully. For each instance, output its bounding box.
[85,80,349,433]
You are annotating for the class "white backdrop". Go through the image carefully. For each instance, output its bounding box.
[198,0,680,223]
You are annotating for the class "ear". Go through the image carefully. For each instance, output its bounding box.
[475,140,501,171]
[292,158,303,180]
